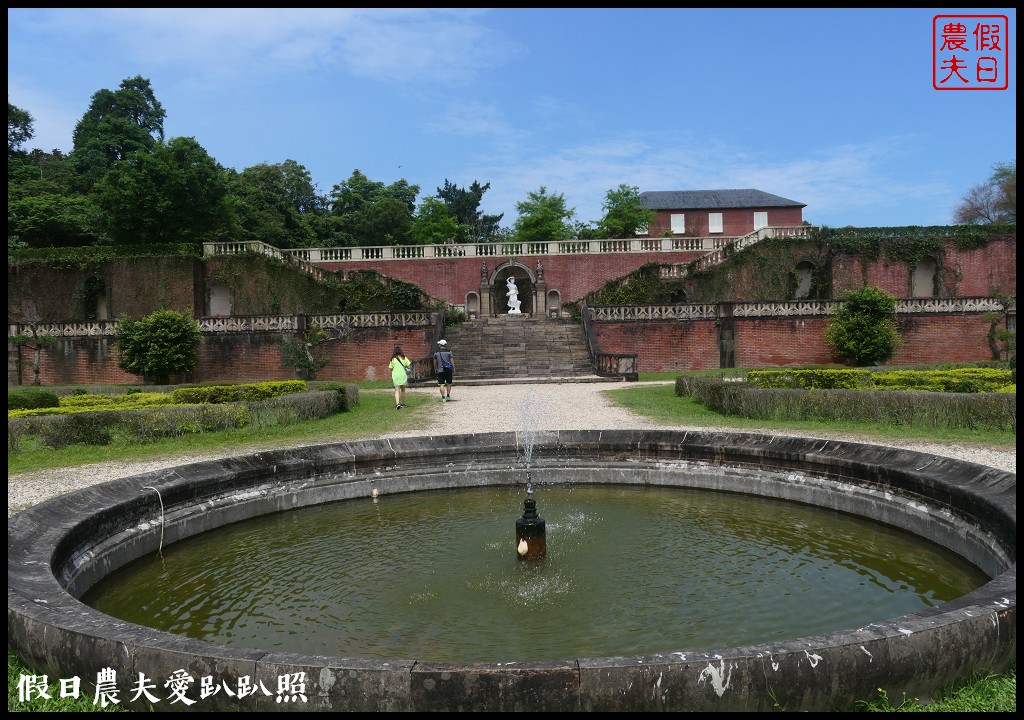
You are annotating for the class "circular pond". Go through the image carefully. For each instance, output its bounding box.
[7,430,1016,712]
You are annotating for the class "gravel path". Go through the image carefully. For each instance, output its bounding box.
[8,381,1015,516]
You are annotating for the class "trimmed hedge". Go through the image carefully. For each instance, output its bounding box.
[746,367,1015,393]
[8,386,359,452]
[676,376,1015,432]
[8,389,60,411]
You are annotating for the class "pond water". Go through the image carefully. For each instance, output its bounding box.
[83,484,987,663]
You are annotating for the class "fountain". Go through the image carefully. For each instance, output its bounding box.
[8,430,1016,712]
[515,389,546,561]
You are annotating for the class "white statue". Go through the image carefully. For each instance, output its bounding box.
[506,277,522,314]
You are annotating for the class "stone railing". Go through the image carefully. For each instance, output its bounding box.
[201,241,331,281]
[202,227,816,266]
[588,297,1013,321]
[9,312,437,339]
[12,297,1008,340]
[658,226,814,279]
[581,304,638,380]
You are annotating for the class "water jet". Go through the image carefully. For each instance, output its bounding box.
[8,430,1016,712]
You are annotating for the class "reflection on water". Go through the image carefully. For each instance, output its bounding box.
[83,485,987,663]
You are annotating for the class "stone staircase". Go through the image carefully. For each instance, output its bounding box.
[429,316,618,385]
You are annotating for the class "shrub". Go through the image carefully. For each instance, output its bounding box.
[825,285,901,366]
[8,388,60,410]
[114,309,201,384]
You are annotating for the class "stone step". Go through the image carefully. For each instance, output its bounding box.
[437,316,595,381]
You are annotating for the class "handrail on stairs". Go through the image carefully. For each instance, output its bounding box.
[411,307,447,382]
[580,304,638,381]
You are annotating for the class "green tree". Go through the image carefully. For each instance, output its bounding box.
[10,324,58,386]
[8,101,34,156]
[94,136,229,245]
[436,179,503,242]
[408,195,461,245]
[70,75,166,189]
[596,183,656,239]
[114,309,201,384]
[280,326,332,379]
[512,186,575,243]
[327,170,419,246]
[226,160,325,248]
[7,192,101,248]
[953,160,1016,225]
[825,285,902,366]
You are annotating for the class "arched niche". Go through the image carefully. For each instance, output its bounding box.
[490,261,536,316]
[547,290,562,318]
[465,291,481,320]
[208,284,232,317]
[794,261,816,300]
[911,256,938,298]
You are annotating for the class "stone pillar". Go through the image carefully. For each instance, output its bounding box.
[479,262,491,317]
[534,260,547,317]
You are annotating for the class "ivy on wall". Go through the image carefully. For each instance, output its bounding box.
[207,253,346,315]
[207,254,436,315]
[575,226,1009,307]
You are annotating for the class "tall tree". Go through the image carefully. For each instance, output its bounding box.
[94,136,229,245]
[8,102,34,156]
[327,170,419,246]
[70,75,166,189]
[596,183,656,239]
[408,196,461,245]
[512,186,575,243]
[436,179,503,242]
[227,161,325,248]
[953,160,1016,225]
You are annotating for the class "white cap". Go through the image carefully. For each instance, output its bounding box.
[437,339,447,346]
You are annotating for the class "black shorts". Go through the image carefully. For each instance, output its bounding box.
[436,369,453,385]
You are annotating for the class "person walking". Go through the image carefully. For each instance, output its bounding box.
[388,346,412,409]
[433,339,455,402]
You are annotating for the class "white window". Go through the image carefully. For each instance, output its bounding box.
[754,212,768,230]
[670,214,685,234]
[635,223,649,236]
[708,212,723,233]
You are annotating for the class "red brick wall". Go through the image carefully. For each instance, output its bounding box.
[14,329,437,386]
[14,310,1002,384]
[646,207,804,238]
[592,321,721,372]
[831,237,1016,299]
[590,312,997,373]
[321,251,705,307]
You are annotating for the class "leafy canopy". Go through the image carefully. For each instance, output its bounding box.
[513,186,575,243]
[597,183,656,239]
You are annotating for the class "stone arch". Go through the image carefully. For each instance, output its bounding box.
[81,276,109,320]
[794,261,816,300]
[208,283,232,317]
[490,261,536,316]
[547,289,562,318]
[911,255,938,298]
[465,291,481,320]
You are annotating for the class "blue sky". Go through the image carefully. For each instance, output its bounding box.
[8,8,1017,230]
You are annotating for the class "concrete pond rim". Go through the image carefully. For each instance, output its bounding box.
[7,429,1016,712]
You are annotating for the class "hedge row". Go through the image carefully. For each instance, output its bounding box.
[7,386,359,452]
[675,377,1015,432]
[746,367,1014,393]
